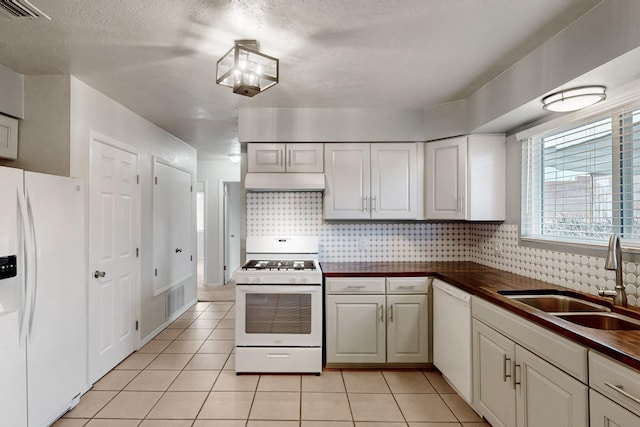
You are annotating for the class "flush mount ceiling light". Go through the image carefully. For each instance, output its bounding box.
[216,40,279,97]
[542,86,607,112]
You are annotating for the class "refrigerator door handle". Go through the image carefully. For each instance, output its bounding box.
[25,191,39,340]
[16,188,31,346]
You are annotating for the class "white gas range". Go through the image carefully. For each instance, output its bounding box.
[235,236,322,374]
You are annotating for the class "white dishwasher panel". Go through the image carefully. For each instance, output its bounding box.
[433,278,472,404]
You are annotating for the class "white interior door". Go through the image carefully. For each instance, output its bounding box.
[88,137,140,384]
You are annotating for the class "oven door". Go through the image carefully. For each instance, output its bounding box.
[236,285,322,347]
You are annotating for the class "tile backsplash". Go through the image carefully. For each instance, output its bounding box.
[247,192,640,306]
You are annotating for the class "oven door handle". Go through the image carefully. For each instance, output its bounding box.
[240,286,319,293]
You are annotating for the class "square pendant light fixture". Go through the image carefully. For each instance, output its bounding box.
[542,86,606,112]
[216,40,279,97]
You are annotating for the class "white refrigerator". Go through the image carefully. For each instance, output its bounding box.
[0,166,87,427]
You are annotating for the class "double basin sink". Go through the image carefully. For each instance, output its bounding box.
[498,289,640,331]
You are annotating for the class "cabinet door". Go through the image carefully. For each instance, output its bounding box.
[467,135,506,221]
[386,294,429,363]
[324,143,371,219]
[0,114,18,159]
[473,319,517,427]
[326,294,385,364]
[590,389,640,427]
[515,345,588,427]
[425,136,467,220]
[248,143,286,172]
[371,143,418,219]
[287,143,324,172]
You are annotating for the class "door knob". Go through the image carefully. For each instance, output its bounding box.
[94,270,106,279]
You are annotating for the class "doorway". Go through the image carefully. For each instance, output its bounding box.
[196,181,206,286]
[223,181,241,284]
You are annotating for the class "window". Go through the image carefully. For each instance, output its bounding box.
[522,106,640,245]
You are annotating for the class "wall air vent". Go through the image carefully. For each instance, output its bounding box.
[0,0,50,19]
[166,285,185,320]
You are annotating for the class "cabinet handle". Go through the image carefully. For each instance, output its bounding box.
[345,285,366,289]
[458,195,465,213]
[379,304,384,322]
[389,304,394,322]
[398,285,417,290]
[288,149,292,167]
[280,149,284,167]
[605,382,640,405]
[363,196,368,212]
[372,196,377,212]
[503,355,511,382]
[514,363,521,388]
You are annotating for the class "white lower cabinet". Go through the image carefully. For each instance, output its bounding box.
[515,345,587,427]
[326,294,386,364]
[386,294,429,363]
[590,389,640,426]
[472,299,588,427]
[325,277,429,365]
[473,319,516,427]
[589,350,640,425]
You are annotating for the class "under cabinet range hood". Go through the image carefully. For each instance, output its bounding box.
[244,173,326,191]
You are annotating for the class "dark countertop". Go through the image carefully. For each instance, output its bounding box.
[321,261,640,371]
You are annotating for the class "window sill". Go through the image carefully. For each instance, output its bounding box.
[519,235,640,262]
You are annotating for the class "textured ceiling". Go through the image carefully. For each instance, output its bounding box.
[0,0,601,159]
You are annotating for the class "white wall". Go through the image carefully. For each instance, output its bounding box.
[239,108,425,142]
[69,76,197,340]
[197,159,241,285]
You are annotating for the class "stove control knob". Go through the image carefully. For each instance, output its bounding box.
[249,276,263,284]
[294,276,307,284]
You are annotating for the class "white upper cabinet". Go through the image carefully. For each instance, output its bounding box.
[324,143,371,219]
[248,143,324,173]
[370,144,419,220]
[325,142,420,220]
[425,136,467,220]
[0,114,18,160]
[425,134,505,221]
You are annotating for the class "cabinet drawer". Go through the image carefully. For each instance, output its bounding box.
[236,347,322,374]
[590,351,640,417]
[326,277,385,294]
[386,277,430,294]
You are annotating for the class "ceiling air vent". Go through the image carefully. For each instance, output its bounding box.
[0,0,50,19]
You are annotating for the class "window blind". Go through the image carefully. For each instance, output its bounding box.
[522,106,640,245]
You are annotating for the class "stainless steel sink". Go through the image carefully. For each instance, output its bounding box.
[498,291,610,313]
[555,312,640,330]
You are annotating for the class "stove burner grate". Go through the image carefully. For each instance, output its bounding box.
[242,260,317,271]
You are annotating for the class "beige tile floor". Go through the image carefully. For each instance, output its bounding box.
[54,301,490,427]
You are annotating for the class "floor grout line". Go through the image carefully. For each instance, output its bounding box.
[56,301,487,426]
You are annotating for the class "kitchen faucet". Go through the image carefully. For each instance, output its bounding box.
[599,233,628,307]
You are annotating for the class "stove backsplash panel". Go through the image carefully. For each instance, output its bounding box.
[247,192,640,306]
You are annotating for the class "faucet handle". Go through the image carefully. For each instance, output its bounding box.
[598,288,617,298]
